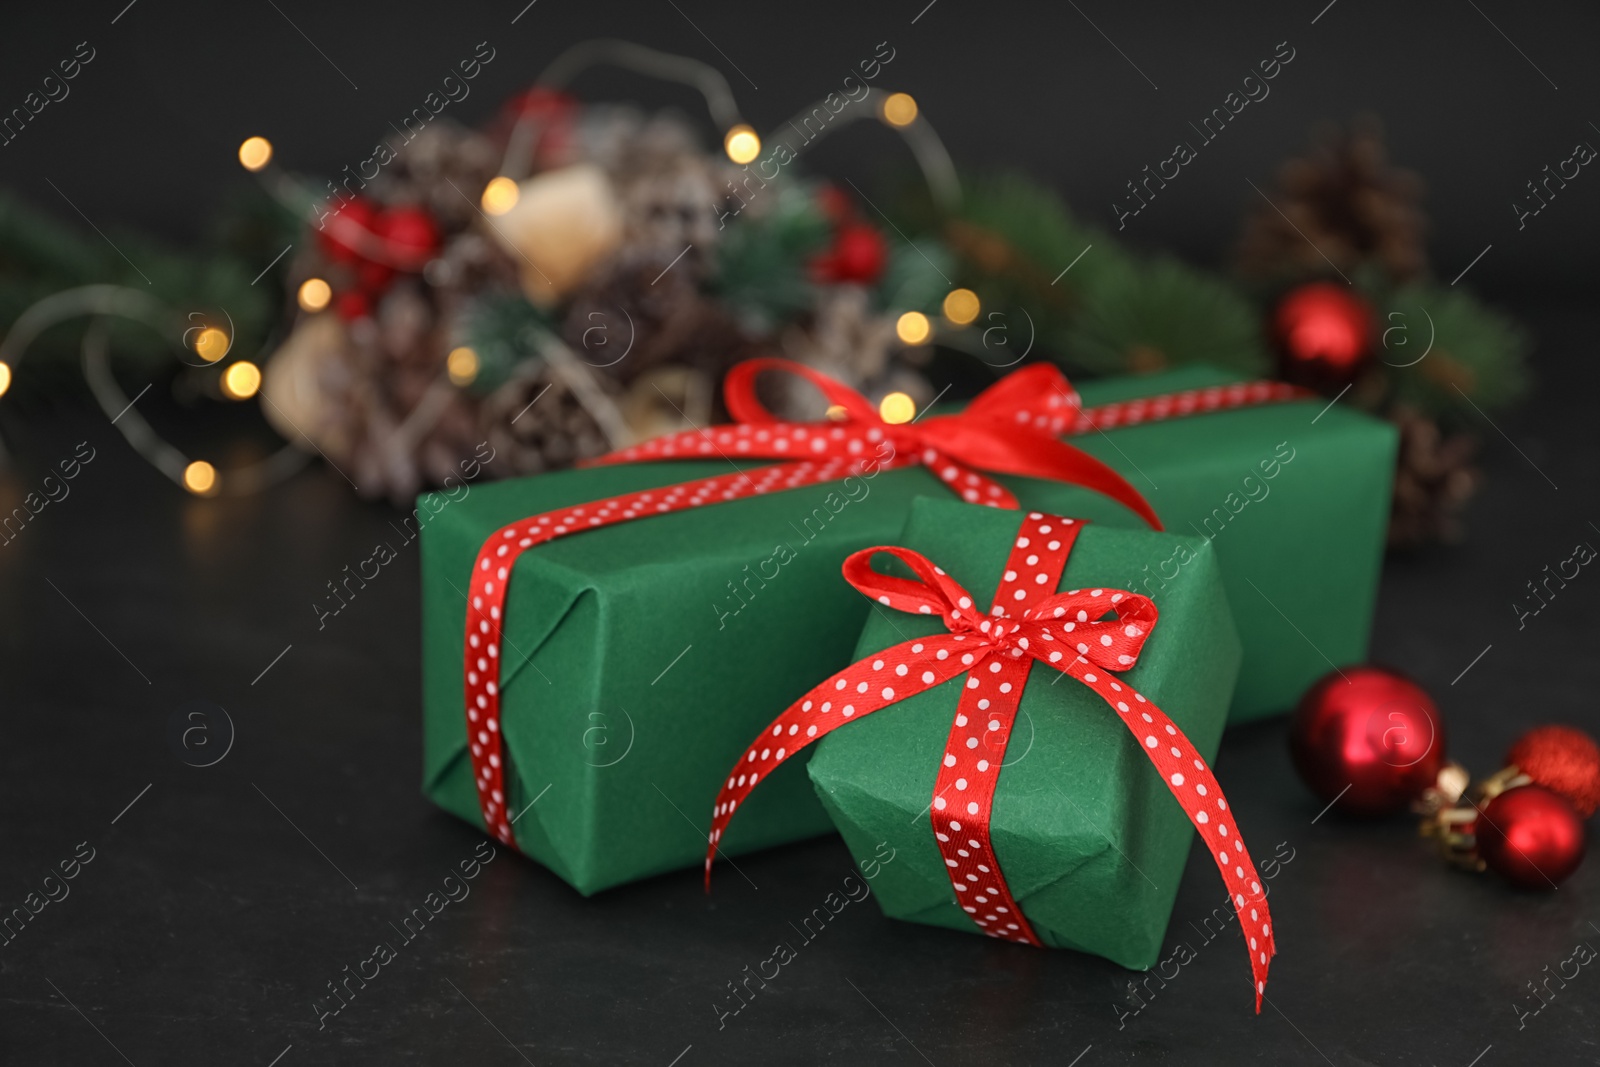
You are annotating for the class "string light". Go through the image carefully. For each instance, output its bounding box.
[895,311,931,345]
[297,278,332,312]
[193,327,230,363]
[238,136,273,171]
[183,460,219,496]
[881,93,918,127]
[446,346,480,386]
[942,288,980,326]
[0,362,11,398]
[221,361,262,400]
[723,124,761,164]
[482,176,521,216]
[879,392,916,424]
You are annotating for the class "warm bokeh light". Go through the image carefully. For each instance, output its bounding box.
[238,136,273,171]
[942,288,980,326]
[0,362,11,398]
[297,277,332,313]
[193,327,230,363]
[481,176,521,216]
[723,125,761,164]
[825,404,848,421]
[221,361,262,400]
[895,310,931,345]
[881,93,918,127]
[183,460,219,496]
[878,392,916,425]
[446,346,480,386]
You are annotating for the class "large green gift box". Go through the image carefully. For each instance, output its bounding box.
[421,456,1133,895]
[806,498,1241,968]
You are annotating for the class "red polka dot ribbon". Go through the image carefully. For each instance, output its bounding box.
[705,511,1276,1012]
[1071,380,1306,434]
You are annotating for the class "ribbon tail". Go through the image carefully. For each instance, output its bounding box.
[918,417,1161,531]
[721,356,880,424]
[992,434,1162,531]
[1067,661,1275,1012]
[960,363,1080,435]
[704,633,974,889]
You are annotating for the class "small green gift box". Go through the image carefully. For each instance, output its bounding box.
[806,498,1242,968]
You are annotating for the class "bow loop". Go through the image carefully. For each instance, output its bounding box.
[722,356,881,426]
[841,546,991,635]
[959,362,1082,435]
[1022,588,1157,672]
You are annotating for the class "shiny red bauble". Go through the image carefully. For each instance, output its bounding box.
[1507,725,1600,818]
[815,185,854,225]
[502,86,577,125]
[356,258,396,294]
[313,199,441,310]
[335,290,372,322]
[376,205,441,271]
[318,196,380,265]
[819,223,888,285]
[1273,282,1374,384]
[1288,665,1446,816]
[497,87,578,164]
[1476,784,1586,889]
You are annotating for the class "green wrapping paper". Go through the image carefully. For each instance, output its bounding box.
[806,498,1242,968]
[420,363,1391,894]
[420,458,1140,895]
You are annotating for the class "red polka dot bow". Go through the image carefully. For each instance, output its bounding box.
[592,357,1163,528]
[706,512,1276,1012]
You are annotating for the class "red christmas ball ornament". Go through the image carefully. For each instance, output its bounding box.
[375,205,441,272]
[823,223,888,285]
[1288,665,1446,816]
[1273,282,1374,385]
[355,258,395,295]
[317,196,380,265]
[1506,725,1600,818]
[498,87,578,162]
[1475,784,1586,889]
[502,86,577,125]
[815,185,854,225]
[335,289,372,322]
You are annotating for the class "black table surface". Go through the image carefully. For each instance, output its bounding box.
[2,303,1596,1066]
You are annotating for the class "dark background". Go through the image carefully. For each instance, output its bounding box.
[1,0,1597,296]
[2,2,1598,1065]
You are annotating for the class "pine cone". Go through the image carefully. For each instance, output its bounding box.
[562,259,755,390]
[777,285,908,402]
[1237,117,1428,284]
[1387,404,1481,549]
[478,363,611,475]
[368,120,502,234]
